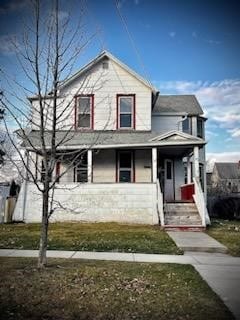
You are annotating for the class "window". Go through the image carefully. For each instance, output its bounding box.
[197,118,204,138]
[74,153,88,182]
[182,117,192,134]
[117,95,135,129]
[41,159,52,182]
[118,151,134,182]
[76,95,93,129]
[166,161,172,180]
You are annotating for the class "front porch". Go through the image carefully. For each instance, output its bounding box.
[19,130,210,227]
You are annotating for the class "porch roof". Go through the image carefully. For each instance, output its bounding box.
[23,130,206,150]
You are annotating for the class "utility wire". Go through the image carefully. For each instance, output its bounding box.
[114,0,153,88]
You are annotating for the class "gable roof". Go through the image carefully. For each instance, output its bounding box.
[149,130,203,142]
[214,162,240,179]
[153,95,203,115]
[59,50,156,92]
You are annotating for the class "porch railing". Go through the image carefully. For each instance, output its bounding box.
[156,179,164,226]
[193,177,210,227]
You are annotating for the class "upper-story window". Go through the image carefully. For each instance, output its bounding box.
[182,117,192,134]
[197,118,204,138]
[117,94,135,129]
[75,95,94,129]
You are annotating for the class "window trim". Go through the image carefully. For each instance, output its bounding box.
[116,94,136,130]
[74,94,94,130]
[116,150,135,183]
[197,117,204,138]
[182,116,192,135]
[74,153,88,183]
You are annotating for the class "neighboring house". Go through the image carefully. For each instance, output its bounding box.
[210,162,240,194]
[13,51,210,228]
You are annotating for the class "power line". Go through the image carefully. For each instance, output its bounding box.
[114,0,153,88]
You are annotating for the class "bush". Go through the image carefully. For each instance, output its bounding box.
[213,196,240,220]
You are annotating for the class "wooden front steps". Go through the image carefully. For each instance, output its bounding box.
[163,202,204,231]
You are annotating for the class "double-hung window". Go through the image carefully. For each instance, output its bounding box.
[197,118,204,138]
[74,153,88,183]
[182,117,192,134]
[76,95,93,129]
[117,151,134,183]
[117,95,135,129]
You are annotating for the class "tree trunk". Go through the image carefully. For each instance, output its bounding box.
[38,189,49,268]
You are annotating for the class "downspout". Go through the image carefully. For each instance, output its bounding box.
[21,150,29,222]
[177,113,188,131]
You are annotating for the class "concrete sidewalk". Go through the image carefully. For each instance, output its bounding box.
[167,231,228,253]
[1,249,240,319]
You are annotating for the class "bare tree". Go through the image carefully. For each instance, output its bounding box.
[0,0,108,267]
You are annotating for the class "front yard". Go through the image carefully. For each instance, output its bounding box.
[207,219,240,256]
[0,222,182,254]
[0,257,233,320]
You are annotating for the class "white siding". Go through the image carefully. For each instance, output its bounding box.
[135,150,152,182]
[93,149,116,183]
[32,59,152,131]
[152,115,182,133]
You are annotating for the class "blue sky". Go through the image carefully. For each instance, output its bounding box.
[0,0,240,166]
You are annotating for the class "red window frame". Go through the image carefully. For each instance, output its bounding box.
[55,161,61,183]
[116,150,135,183]
[116,94,136,130]
[74,94,94,130]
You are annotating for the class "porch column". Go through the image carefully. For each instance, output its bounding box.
[87,149,92,183]
[152,147,157,183]
[193,146,199,179]
[187,157,191,184]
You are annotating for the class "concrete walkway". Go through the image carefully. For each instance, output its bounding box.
[167,231,228,253]
[1,249,240,319]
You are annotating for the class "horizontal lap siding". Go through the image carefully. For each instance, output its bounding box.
[32,60,152,131]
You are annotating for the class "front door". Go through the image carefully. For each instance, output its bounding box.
[164,159,174,201]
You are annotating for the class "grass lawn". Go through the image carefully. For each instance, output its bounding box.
[0,257,233,320]
[0,222,182,254]
[207,219,240,256]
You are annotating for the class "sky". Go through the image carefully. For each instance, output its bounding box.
[0,0,240,168]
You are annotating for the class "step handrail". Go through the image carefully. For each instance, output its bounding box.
[193,177,210,226]
[156,179,164,226]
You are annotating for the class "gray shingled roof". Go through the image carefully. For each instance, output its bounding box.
[23,130,204,149]
[153,95,203,115]
[215,162,240,179]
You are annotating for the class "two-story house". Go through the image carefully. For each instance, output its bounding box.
[13,51,210,228]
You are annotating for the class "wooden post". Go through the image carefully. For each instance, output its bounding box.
[152,148,157,183]
[187,157,191,184]
[87,149,92,183]
[194,146,199,179]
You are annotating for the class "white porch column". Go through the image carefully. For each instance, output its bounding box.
[87,149,92,183]
[193,146,199,179]
[187,157,191,184]
[152,148,157,183]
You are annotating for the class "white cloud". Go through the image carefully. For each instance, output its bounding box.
[169,32,176,38]
[0,0,29,14]
[205,39,222,45]
[0,34,21,55]
[207,152,240,171]
[228,128,240,138]
[157,79,240,134]
[192,31,197,38]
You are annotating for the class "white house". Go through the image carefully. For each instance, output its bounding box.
[13,51,210,228]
